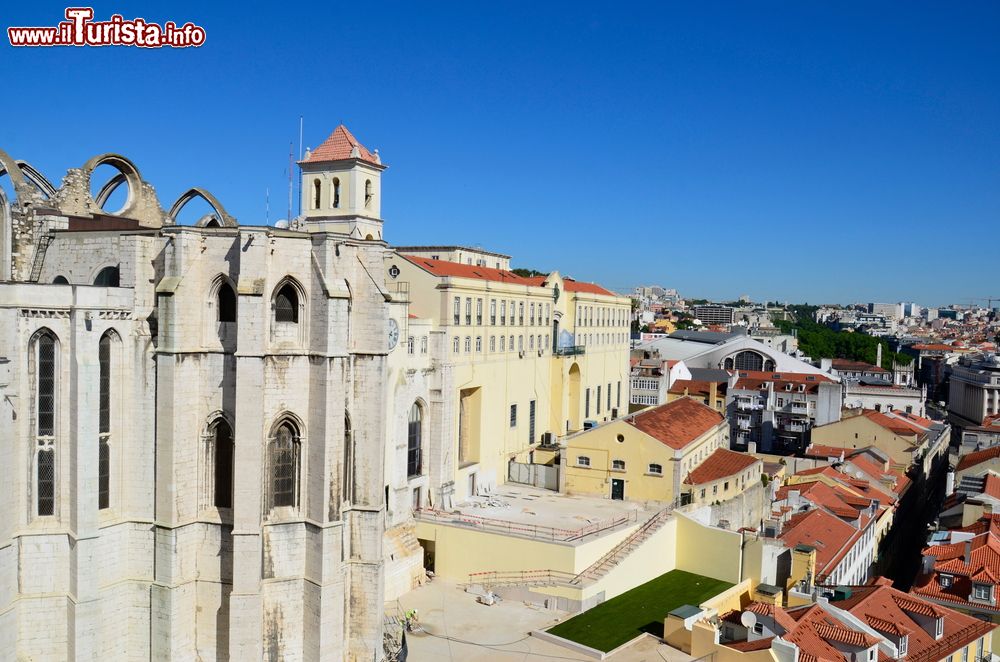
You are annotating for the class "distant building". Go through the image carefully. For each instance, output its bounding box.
[692,304,735,325]
[949,353,1000,429]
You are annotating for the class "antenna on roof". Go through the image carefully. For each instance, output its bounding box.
[287,142,293,225]
[297,116,304,217]
[265,187,270,225]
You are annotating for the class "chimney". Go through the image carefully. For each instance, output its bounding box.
[965,540,972,561]
[709,381,718,409]
[946,469,955,496]
[749,441,758,455]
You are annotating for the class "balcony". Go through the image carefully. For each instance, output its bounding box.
[737,418,752,430]
[554,345,585,357]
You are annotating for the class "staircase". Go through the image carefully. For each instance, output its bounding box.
[569,507,673,585]
[29,231,52,282]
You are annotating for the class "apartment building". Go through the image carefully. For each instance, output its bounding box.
[726,371,841,454]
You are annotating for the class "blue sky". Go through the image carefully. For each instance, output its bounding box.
[3,2,998,306]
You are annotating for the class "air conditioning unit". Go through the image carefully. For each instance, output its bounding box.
[540,432,554,445]
[611,408,618,418]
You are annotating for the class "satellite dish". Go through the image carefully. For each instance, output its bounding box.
[741,611,758,628]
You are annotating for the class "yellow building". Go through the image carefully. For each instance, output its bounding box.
[563,397,731,504]
[810,409,949,476]
[385,248,631,504]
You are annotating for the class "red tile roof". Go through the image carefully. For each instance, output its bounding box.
[302,125,381,166]
[523,276,616,297]
[831,582,994,662]
[399,255,538,285]
[733,370,834,393]
[724,637,775,652]
[627,398,725,450]
[913,518,1000,612]
[957,446,1000,472]
[684,448,759,485]
[778,509,864,581]
[668,379,725,398]
[398,256,619,297]
[861,409,934,437]
[832,359,888,373]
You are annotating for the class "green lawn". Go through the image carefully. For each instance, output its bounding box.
[546,569,733,652]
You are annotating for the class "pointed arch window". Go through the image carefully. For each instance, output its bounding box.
[274,283,299,323]
[407,403,423,478]
[34,331,57,517]
[98,332,114,510]
[268,418,301,511]
[217,281,237,323]
[210,418,234,509]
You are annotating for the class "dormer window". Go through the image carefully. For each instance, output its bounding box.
[972,583,993,602]
[939,574,953,588]
[898,635,908,656]
[332,177,341,208]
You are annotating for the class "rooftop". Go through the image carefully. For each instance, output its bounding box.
[301,124,382,166]
[627,398,725,450]
[418,483,653,544]
[393,245,512,259]
[684,448,759,485]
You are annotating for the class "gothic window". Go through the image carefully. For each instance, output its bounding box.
[210,417,234,509]
[34,330,57,517]
[407,403,422,478]
[332,177,341,208]
[94,266,120,287]
[217,280,237,323]
[274,282,299,323]
[313,178,321,209]
[268,418,301,512]
[98,332,116,510]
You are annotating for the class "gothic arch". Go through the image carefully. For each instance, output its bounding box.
[0,158,56,200]
[167,187,238,227]
[81,153,145,217]
[0,147,32,202]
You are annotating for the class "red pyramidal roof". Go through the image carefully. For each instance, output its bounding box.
[302,125,382,166]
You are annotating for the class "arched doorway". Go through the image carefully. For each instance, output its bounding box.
[568,363,582,431]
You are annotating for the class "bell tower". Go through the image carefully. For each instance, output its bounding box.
[298,125,386,240]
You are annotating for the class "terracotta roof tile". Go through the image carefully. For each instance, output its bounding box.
[684,448,759,485]
[626,398,725,450]
[733,370,835,394]
[523,276,616,296]
[831,582,995,661]
[302,125,381,166]
[399,255,538,286]
[724,637,774,652]
[957,446,1000,472]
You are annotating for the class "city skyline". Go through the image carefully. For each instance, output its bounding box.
[3,2,997,305]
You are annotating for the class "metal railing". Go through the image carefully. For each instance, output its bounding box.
[554,345,585,357]
[414,507,639,542]
[467,568,577,589]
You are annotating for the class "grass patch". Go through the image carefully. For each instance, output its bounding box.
[547,569,732,652]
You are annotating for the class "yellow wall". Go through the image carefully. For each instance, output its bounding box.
[388,256,631,495]
[688,460,763,507]
[810,416,915,469]
[674,511,744,584]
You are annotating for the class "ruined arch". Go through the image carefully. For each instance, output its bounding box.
[0,157,56,200]
[167,187,237,227]
[81,153,145,217]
